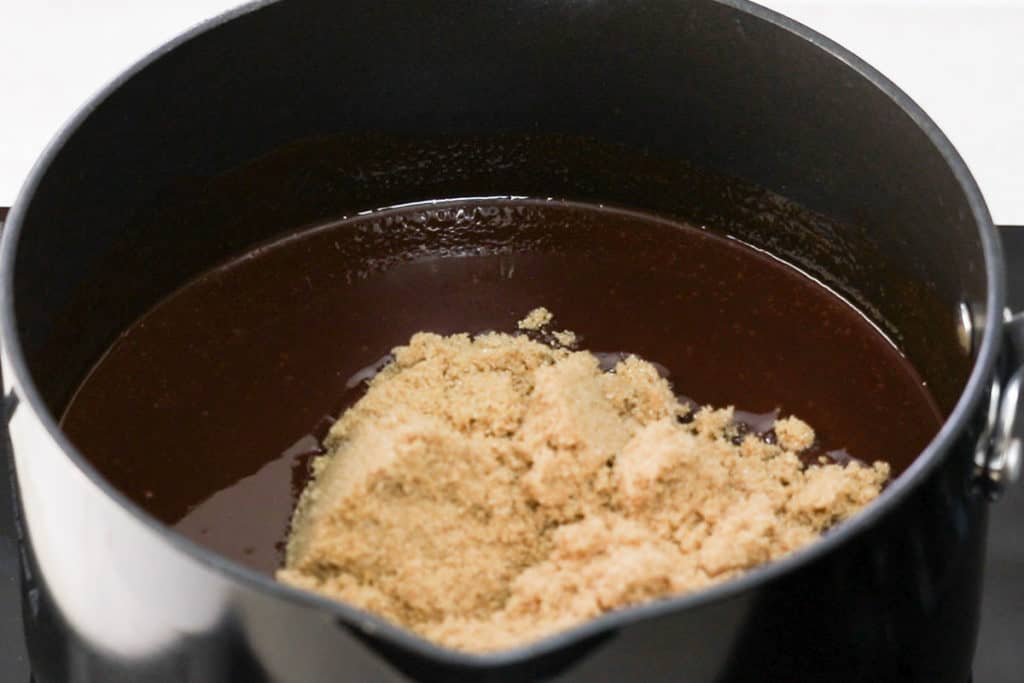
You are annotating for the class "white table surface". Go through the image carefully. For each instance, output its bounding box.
[2,1,1022,224]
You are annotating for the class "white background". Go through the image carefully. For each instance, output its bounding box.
[1,1,1022,223]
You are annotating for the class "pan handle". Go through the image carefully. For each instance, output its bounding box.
[973,225,1024,500]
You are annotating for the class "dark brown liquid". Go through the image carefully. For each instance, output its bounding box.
[60,199,943,574]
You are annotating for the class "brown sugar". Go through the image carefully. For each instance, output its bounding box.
[277,308,891,652]
[517,305,554,330]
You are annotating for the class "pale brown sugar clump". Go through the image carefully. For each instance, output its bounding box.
[277,309,891,652]
[517,306,554,331]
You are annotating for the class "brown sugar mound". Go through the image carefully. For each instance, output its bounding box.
[277,308,890,652]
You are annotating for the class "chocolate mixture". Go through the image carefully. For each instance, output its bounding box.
[60,199,943,574]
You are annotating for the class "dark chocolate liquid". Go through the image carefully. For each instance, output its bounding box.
[60,199,942,574]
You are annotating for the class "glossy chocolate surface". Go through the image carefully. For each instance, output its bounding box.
[61,199,942,574]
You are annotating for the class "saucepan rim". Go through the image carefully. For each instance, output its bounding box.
[0,0,1004,669]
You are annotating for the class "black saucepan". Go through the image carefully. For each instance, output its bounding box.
[1,1,1021,681]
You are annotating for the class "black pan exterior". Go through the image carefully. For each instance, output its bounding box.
[0,1,1003,681]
